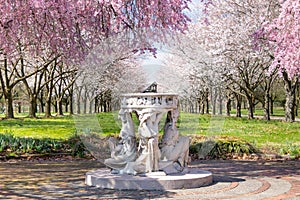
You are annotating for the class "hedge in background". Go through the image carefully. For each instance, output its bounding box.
[189,136,259,160]
[0,133,86,159]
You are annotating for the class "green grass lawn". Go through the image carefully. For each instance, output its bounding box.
[229,107,287,116]
[0,113,122,139]
[0,112,299,155]
[0,117,75,139]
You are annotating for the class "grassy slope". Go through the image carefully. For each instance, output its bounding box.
[0,111,299,153]
[178,113,299,149]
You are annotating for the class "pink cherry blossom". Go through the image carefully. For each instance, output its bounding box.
[262,0,300,79]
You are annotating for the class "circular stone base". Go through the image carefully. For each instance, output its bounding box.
[85,168,213,190]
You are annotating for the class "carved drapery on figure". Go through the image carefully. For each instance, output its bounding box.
[104,93,190,175]
[104,109,136,172]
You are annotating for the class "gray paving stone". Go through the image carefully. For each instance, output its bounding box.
[0,160,298,199]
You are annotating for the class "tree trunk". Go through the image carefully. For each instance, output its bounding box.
[200,100,205,115]
[205,88,209,114]
[0,57,14,119]
[69,95,74,115]
[65,101,69,113]
[44,62,56,118]
[103,100,107,113]
[296,85,299,117]
[57,98,63,116]
[270,96,274,115]
[83,90,87,114]
[235,94,242,117]
[5,89,14,119]
[45,86,53,118]
[76,96,81,114]
[246,94,254,119]
[263,91,271,121]
[54,101,58,113]
[226,98,231,116]
[295,101,298,117]
[282,72,298,122]
[40,92,45,113]
[285,90,296,122]
[28,95,38,118]
[17,102,21,113]
[94,96,99,113]
[45,97,52,118]
[200,100,205,114]
[263,95,270,121]
[89,98,93,114]
[83,98,87,114]
[76,87,82,114]
[218,88,223,115]
[211,88,217,115]
[45,83,53,118]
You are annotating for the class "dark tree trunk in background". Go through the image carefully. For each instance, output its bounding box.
[28,95,38,118]
[54,101,58,113]
[0,57,14,119]
[83,90,87,114]
[69,89,74,115]
[218,88,223,115]
[17,102,21,113]
[284,90,296,122]
[65,101,69,113]
[270,96,274,115]
[235,94,242,117]
[45,96,52,118]
[89,98,93,114]
[40,91,45,113]
[282,72,298,122]
[295,85,299,117]
[246,94,254,119]
[5,90,14,118]
[211,88,217,115]
[57,98,63,116]
[226,98,231,116]
[263,93,270,120]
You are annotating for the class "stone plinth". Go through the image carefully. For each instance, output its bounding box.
[86,168,213,190]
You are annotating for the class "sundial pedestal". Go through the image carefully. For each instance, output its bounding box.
[85,93,213,190]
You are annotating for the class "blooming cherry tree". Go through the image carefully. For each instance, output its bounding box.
[259,0,300,122]
[0,0,190,118]
[193,0,279,119]
[261,0,300,78]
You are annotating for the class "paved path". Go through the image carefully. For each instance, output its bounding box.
[0,159,299,199]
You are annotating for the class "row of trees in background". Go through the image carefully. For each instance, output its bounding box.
[0,57,146,117]
[158,0,300,122]
[1,0,299,123]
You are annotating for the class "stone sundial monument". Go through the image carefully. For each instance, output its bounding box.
[86,83,212,190]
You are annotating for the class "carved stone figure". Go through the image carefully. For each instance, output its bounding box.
[130,109,166,173]
[104,93,190,175]
[104,109,136,173]
[159,111,190,174]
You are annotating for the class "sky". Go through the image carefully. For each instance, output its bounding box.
[141,52,165,82]
[140,0,199,82]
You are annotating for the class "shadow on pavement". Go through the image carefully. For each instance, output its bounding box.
[191,159,300,178]
[0,159,299,199]
[0,160,176,199]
